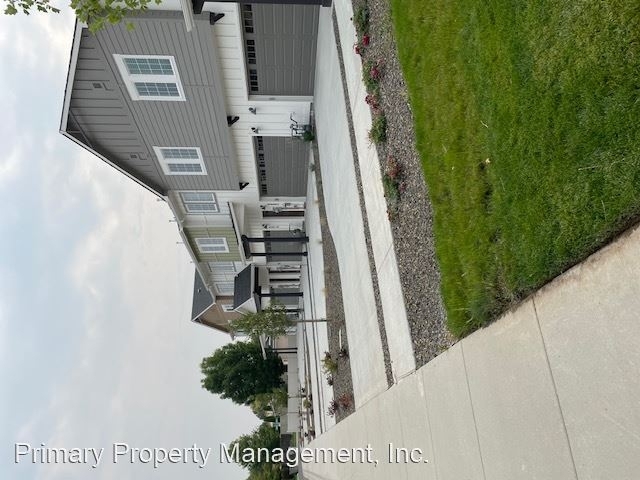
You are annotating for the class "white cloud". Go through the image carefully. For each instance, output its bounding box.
[0,293,6,360]
[0,138,24,188]
[0,8,75,73]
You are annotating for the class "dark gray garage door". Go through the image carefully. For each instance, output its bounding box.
[256,136,309,197]
[264,231,304,263]
[242,3,319,95]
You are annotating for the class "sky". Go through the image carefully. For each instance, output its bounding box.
[0,7,259,479]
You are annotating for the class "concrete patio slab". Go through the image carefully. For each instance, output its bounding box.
[534,225,640,480]
[462,300,578,480]
[422,343,485,480]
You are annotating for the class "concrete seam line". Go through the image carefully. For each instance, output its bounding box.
[531,296,580,480]
[460,343,488,480]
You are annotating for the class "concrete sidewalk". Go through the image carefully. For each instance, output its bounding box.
[302,223,640,480]
[314,0,420,407]
[313,5,388,407]
[333,0,416,381]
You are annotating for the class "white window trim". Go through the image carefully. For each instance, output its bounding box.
[196,237,229,254]
[113,54,186,101]
[180,191,219,213]
[153,146,207,176]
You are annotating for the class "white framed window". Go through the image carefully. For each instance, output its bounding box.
[221,304,236,313]
[196,237,229,254]
[113,54,186,101]
[153,147,207,176]
[216,282,234,295]
[180,192,219,213]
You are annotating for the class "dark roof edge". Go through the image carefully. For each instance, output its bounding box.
[191,317,230,334]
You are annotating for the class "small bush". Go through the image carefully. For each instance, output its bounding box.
[301,130,315,142]
[365,93,381,114]
[337,393,353,409]
[369,114,387,143]
[382,156,405,205]
[353,4,370,36]
[322,352,338,374]
[383,174,400,202]
[362,60,380,95]
[386,156,402,179]
[328,400,339,417]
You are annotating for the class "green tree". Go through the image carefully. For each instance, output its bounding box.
[4,0,59,16]
[250,387,288,419]
[229,303,293,340]
[4,0,161,33]
[200,340,285,405]
[231,422,281,473]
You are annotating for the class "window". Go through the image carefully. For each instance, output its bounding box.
[208,261,237,273]
[113,54,185,101]
[196,237,229,254]
[216,283,234,295]
[221,304,236,313]
[249,69,259,93]
[153,147,206,176]
[180,192,219,213]
[242,4,254,33]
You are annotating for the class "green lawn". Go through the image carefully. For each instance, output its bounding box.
[390,0,640,336]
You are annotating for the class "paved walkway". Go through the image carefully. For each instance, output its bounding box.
[314,5,388,407]
[314,0,418,407]
[302,223,640,480]
[332,0,416,380]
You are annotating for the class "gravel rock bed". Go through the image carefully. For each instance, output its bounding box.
[350,0,455,366]
[310,145,356,422]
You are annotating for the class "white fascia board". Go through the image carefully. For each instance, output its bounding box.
[179,0,195,32]
[166,195,218,304]
[60,20,84,134]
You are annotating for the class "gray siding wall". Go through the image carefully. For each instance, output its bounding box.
[67,11,238,193]
[245,4,319,95]
[259,137,309,196]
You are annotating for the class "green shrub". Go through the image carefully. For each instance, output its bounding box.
[301,130,315,142]
[321,352,338,374]
[382,174,399,202]
[362,60,380,95]
[353,4,370,36]
[369,114,387,143]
